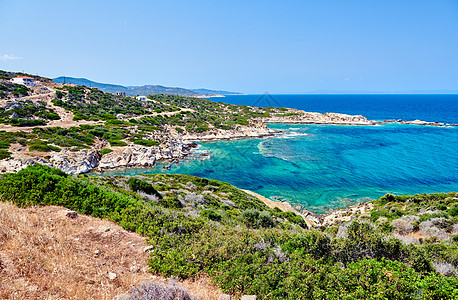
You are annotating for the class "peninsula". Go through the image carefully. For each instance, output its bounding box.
[0,70,373,175]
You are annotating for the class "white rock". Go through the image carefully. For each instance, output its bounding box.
[108,272,117,280]
[144,246,154,253]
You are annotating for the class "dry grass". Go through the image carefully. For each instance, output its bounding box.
[0,202,222,300]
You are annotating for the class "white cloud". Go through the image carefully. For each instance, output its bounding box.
[344,78,350,81]
[0,54,23,61]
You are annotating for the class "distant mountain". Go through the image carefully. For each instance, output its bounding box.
[191,88,243,95]
[53,77,240,97]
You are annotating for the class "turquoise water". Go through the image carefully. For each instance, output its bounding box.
[98,123,458,214]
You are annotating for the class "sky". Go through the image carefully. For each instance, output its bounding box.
[1,0,458,94]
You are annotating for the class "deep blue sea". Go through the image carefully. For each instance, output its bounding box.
[99,95,458,214]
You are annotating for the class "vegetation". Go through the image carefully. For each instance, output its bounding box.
[0,100,59,126]
[100,148,113,156]
[0,165,457,299]
[0,82,30,98]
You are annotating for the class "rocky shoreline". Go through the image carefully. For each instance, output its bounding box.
[0,111,376,175]
[1,109,453,177]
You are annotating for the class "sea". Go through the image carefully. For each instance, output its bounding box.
[98,94,458,214]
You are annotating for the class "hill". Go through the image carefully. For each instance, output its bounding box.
[0,164,457,299]
[52,76,241,97]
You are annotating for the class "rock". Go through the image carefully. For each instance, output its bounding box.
[52,149,101,174]
[94,249,101,256]
[108,272,117,280]
[63,210,77,218]
[98,226,111,232]
[113,294,129,300]
[241,296,257,300]
[144,246,154,253]
[130,265,139,273]
[219,294,232,300]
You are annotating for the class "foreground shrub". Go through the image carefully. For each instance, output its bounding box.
[333,221,406,264]
[241,209,275,228]
[392,218,414,234]
[127,177,162,199]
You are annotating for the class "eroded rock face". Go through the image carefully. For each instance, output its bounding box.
[97,141,195,171]
[51,149,101,174]
[0,157,52,173]
[0,139,197,175]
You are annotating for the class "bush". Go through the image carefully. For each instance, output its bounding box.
[108,139,128,147]
[449,203,458,217]
[241,209,275,228]
[0,149,11,160]
[100,148,113,156]
[391,218,414,234]
[201,209,222,221]
[133,139,160,147]
[127,177,162,199]
[10,119,46,127]
[159,196,183,209]
[28,140,61,152]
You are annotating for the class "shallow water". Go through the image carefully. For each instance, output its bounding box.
[97,123,458,214]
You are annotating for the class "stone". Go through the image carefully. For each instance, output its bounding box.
[94,249,101,256]
[241,296,256,300]
[64,210,77,218]
[113,294,129,300]
[219,295,232,300]
[130,265,139,272]
[144,246,154,253]
[108,272,117,280]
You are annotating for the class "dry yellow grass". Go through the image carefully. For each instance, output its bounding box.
[0,202,222,300]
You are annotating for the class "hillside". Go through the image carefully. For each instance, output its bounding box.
[0,164,457,299]
[0,201,220,299]
[52,76,241,97]
[0,70,371,176]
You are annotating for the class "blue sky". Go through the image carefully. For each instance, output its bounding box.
[1,0,457,93]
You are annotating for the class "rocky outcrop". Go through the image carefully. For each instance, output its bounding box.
[97,141,196,172]
[183,121,277,141]
[51,149,100,174]
[263,110,375,125]
[322,202,375,226]
[0,157,52,173]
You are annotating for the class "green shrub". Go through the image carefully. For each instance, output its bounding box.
[449,203,458,217]
[133,139,160,147]
[10,119,46,127]
[28,140,61,152]
[241,209,275,228]
[100,148,113,156]
[159,196,183,209]
[0,149,11,160]
[108,139,128,147]
[0,141,10,149]
[127,177,162,199]
[201,209,222,221]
